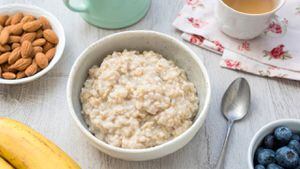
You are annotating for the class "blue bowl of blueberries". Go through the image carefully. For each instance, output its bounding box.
[248,119,300,169]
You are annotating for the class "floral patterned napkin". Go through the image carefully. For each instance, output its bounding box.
[173,0,300,81]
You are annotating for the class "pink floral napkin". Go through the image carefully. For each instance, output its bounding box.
[173,0,300,81]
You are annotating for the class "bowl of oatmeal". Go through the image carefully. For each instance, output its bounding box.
[67,31,211,161]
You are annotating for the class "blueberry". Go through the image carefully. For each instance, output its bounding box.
[292,134,300,142]
[264,134,276,149]
[274,126,293,144]
[255,147,264,162]
[255,164,266,169]
[288,140,300,155]
[275,146,300,168]
[257,149,276,165]
[266,163,284,169]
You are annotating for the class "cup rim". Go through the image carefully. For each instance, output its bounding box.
[247,119,300,169]
[66,30,211,154]
[218,0,286,16]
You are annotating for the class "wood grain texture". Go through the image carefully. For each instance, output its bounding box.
[1,0,300,169]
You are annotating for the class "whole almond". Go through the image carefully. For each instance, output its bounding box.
[32,38,46,47]
[33,46,43,55]
[21,32,36,43]
[2,72,16,79]
[21,40,33,58]
[43,29,58,44]
[23,20,42,32]
[0,52,10,64]
[11,12,23,25]
[1,63,10,72]
[0,66,2,78]
[39,16,51,30]
[8,47,21,64]
[20,15,35,24]
[0,44,10,52]
[16,71,26,79]
[10,58,32,71]
[9,23,23,35]
[4,16,12,26]
[35,52,48,69]
[43,41,54,52]
[0,15,8,26]
[25,60,38,76]
[0,29,10,45]
[12,43,20,50]
[45,47,56,61]
[8,35,21,43]
[36,29,43,38]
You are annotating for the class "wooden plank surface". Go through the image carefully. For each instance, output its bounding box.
[1,0,300,168]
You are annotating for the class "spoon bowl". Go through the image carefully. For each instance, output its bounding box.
[221,78,251,122]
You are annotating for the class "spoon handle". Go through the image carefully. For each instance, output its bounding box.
[215,120,234,169]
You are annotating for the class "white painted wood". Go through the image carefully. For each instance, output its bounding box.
[1,0,300,168]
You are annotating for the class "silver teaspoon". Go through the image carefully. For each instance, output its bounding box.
[215,77,251,169]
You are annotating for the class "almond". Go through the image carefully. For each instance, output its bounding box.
[8,47,21,64]
[20,15,35,24]
[33,46,43,55]
[39,16,52,30]
[2,72,16,79]
[0,66,2,78]
[45,47,56,61]
[0,15,8,26]
[32,38,46,46]
[21,32,36,43]
[5,16,12,26]
[9,58,32,71]
[25,60,38,76]
[36,29,43,38]
[43,29,58,44]
[0,52,10,64]
[0,25,3,32]
[0,29,10,45]
[0,44,10,52]
[21,40,33,58]
[8,35,21,43]
[43,41,54,52]
[35,52,48,68]
[16,71,26,79]
[12,43,20,50]
[23,20,42,32]
[11,12,23,25]
[9,23,23,35]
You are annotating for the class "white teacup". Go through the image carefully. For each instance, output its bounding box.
[215,0,286,39]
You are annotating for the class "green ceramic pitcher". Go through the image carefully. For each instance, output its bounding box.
[63,0,151,29]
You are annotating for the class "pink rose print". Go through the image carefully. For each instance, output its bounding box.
[189,34,205,45]
[267,22,283,34]
[187,17,207,29]
[263,44,292,60]
[224,59,240,69]
[238,41,250,52]
[186,0,203,9]
[213,40,224,53]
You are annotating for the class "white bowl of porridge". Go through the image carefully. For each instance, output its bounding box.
[67,31,211,161]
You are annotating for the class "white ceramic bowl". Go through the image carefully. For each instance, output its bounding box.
[248,119,300,168]
[0,4,65,85]
[67,31,211,161]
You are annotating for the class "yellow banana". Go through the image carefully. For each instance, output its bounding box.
[0,156,14,169]
[0,117,81,169]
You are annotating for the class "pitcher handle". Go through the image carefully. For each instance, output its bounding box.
[63,0,88,12]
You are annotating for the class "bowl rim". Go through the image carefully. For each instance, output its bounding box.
[0,4,65,85]
[248,119,300,169]
[67,30,211,153]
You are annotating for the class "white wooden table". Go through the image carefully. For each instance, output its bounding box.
[1,0,300,168]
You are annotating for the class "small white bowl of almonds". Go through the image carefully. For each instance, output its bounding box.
[0,4,65,84]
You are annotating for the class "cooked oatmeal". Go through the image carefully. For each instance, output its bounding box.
[80,50,199,149]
